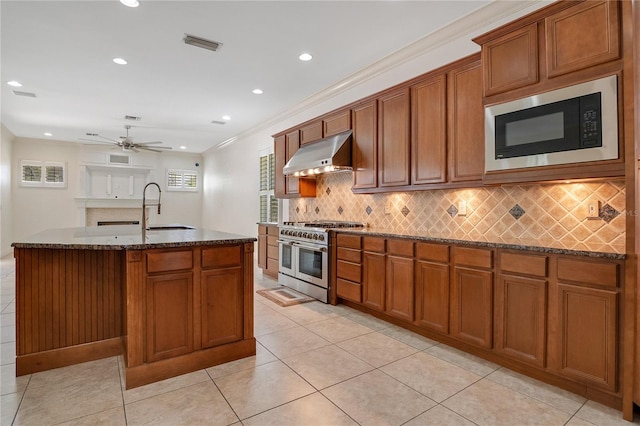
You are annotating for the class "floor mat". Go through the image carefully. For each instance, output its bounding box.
[256,287,315,307]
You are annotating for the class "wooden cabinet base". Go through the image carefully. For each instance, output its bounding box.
[124,338,256,389]
[16,337,123,376]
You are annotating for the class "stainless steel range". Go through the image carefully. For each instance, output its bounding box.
[278,221,365,303]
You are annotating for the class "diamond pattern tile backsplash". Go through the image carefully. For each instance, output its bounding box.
[289,172,626,253]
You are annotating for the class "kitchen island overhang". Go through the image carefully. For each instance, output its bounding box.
[11,225,257,389]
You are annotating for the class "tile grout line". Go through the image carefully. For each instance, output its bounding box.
[204,366,242,424]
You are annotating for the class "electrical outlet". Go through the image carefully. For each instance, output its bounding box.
[384,203,392,215]
[587,201,601,219]
[458,201,467,217]
[304,204,309,213]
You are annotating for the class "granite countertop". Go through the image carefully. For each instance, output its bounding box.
[11,225,256,250]
[333,227,625,260]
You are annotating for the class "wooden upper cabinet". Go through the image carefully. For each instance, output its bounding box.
[448,58,484,183]
[352,100,378,190]
[378,88,410,187]
[274,135,286,198]
[545,0,620,78]
[411,74,447,185]
[482,23,539,96]
[323,109,352,137]
[300,121,323,145]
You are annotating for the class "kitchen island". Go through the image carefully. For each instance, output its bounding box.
[12,225,256,388]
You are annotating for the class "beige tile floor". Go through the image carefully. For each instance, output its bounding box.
[1,255,638,426]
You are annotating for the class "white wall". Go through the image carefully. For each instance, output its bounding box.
[10,137,204,243]
[1,125,15,257]
[201,2,549,238]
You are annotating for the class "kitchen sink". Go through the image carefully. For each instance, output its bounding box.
[146,225,195,231]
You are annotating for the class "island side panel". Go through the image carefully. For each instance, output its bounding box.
[244,242,255,339]
[124,250,144,368]
[15,248,125,375]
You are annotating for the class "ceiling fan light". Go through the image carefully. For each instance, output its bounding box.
[120,0,139,7]
[113,58,127,65]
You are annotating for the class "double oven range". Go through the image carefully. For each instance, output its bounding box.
[278,221,365,303]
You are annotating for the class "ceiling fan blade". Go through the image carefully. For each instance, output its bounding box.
[146,145,172,150]
[138,146,163,153]
[135,141,163,145]
[91,134,121,144]
[78,138,119,146]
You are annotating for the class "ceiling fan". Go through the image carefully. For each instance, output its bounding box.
[80,125,172,153]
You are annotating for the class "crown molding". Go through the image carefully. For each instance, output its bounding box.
[209,0,551,152]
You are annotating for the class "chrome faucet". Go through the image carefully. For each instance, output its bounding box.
[142,182,161,239]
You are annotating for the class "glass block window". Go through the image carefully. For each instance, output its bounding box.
[259,151,278,222]
[167,169,198,192]
[20,160,66,187]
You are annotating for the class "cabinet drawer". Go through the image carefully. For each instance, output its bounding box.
[337,247,361,263]
[557,258,619,288]
[363,237,385,253]
[337,278,362,303]
[337,234,361,249]
[267,245,279,260]
[337,260,361,283]
[267,235,279,247]
[500,251,548,277]
[202,246,241,269]
[416,243,449,263]
[454,247,493,269]
[387,239,413,257]
[267,258,279,273]
[258,225,267,235]
[267,226,280,236]
[147,250,193,273]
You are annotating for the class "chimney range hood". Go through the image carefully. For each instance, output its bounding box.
[283,130,352,177]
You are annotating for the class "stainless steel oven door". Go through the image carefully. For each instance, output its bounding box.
[278,239,296,277]
[294,242,328,289]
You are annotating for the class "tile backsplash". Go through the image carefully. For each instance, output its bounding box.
[289,172,626,253]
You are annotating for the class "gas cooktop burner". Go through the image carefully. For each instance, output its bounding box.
[282,221,366,229]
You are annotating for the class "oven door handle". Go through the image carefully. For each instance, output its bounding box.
[293,242,327,252]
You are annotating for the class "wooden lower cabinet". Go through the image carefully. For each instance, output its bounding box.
[556,283,618,391]
[386,255,414,322]
[415,259,450,333]
[495,274,547,367]
[257,224,279,278]
[145,272,194,363]
[362,251,386,311]
[201,268,243,348]
[450,266,493,349]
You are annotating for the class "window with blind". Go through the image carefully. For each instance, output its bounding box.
[259,152,278,222]
[20,160,66,187]
[167,169,198,192]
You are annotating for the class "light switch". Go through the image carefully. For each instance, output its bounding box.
[458,200,467,216]
[587,201,600,219]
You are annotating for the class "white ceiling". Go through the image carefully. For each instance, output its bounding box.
[1,1,497,153]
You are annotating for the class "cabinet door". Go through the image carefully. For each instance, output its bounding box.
[495,274,547,367]
[257,235,267,270]
[448,59,484,182]
[300,121,323,145]
[146,272,193,362]
[386,255,414,322]
[378,88,410,187]
[450,266,493,348]
[411,74,447,185]
[415,260,449,333]
[323,109,352,137]
[352,100,378,190]
[363,251,386,312]
[482,23,539,96]
[545,0,620,78]
[201,268,244,348]
[556,283,617,391]
[285,130,301,195]
[274,135,286,198]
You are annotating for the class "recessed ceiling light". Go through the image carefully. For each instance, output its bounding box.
[120,0,139,7]
[299,53,313,61]
[222,115,231,121]
[113,58,128,65]
[7,80,22,87]
[252,89,264,95]
[179,146,187,150]
[43,132,53,137]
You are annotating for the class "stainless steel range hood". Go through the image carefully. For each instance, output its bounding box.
[283,130,352,177]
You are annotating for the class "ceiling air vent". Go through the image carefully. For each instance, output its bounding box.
[13,90,36,98]
[109,153,131,165]
[184,34,222,52]
[211,120,226,125]
[124,115,141,121]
